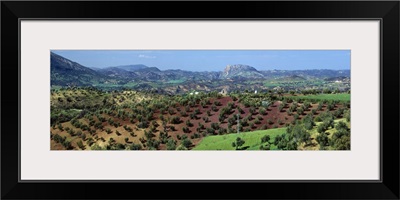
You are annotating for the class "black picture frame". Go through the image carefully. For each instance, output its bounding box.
[1,1,399,199]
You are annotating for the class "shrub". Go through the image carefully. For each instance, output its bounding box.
[249,107,256,115]
[259,107,266,115]
[180,111,188,117]
[86,138,95,146]
[91,144,105,150]
[274,135,282,145]
[327,103,335,111]
[116,130,121,136]
[198,122,205,130]
[176,144,188,150]
[232,96,238,101]
[81,133,87,140]
[260,124,267,130]
[317,102,323,111]
[144,130,155,139]
[303,115,315,130]
[181,134,188,140]
[170,116,181,124]
[237,107,245,114]
[311,109,317,115]
[94,122,103,130]
[146,139,160,150]
[303,101,310,109]
[259,144,271,150]
[214,101,222,106]
[127,143,142,150]
[297,107,304,115]
[218,128,227,135]
[344,110,350,122]
[77,140,85,149]
[316,123,324,133]
[335,121,349,131]
[330,128,350,150]
[67,128,76,136]
[316,132,329,147]
[166,139,177,150]
[278,103,284,112]
[62,140,72,149]
[261,135,270,143]
[211,123,219,130]
[185,120,193,127]
[206,127,215,134]
[181,138,193,148]
[108,143,126,150]
[232,137,245,150]
[168,108,175,115]
[182,126,190,133]
[53,134,64,143]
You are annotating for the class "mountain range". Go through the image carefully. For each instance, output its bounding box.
[51,52,350,93]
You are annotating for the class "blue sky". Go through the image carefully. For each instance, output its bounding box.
[51,50,350,71]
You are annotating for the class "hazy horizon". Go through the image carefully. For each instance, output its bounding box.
[51,50,351,71]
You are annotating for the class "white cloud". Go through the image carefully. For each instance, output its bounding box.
[138,54,156,59]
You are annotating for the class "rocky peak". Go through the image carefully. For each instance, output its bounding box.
[223,64,257,76]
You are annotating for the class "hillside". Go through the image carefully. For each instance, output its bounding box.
[51,53,351,94]
[222,64,264,79]
[50,88,350,150]
[193,118,349,150]
[51,52,116,86]
[109,64,149,72]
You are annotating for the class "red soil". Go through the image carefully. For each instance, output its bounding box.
[51,96,347,150]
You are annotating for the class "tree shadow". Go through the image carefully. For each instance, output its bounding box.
[239,146,250,150]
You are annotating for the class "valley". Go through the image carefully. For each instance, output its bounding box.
[50,51,351,151]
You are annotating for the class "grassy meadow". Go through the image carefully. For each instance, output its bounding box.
[194,119,349,150]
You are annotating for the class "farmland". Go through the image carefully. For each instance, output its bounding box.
[50,51,351,151]
[285,93,350,102]
[194,118,349,150]
[50,87,351,151]
[193,128,286,150]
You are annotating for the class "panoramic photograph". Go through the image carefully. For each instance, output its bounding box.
[50,50,351,150]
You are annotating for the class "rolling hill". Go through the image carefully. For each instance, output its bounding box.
[50,52,109,86]
[51,53,350,93]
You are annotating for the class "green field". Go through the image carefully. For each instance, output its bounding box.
[193,119,349,150]
[262,80,325,88]
[193,128,286,150]
[287,93,350,102]
[167,79,186,84]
